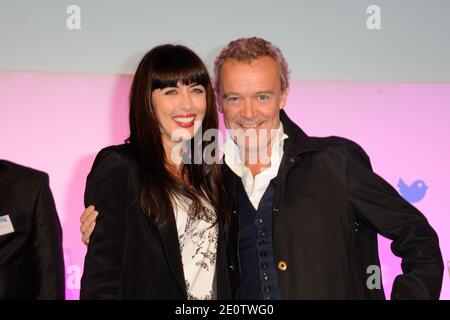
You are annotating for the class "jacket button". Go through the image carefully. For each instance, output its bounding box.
[232,209,237,215]
[255,218,263,225]
[273,207,279,215]
[228,265,235,271]
[289,157,295,163]
[277,261,288,271]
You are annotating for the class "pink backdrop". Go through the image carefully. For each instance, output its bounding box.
[0,71,448,299]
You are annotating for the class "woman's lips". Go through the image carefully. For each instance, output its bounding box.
[173,115,195,128]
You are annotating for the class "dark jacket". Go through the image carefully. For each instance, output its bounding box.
[223,110,444,300]
[80,145,232,299]
[0,160,65,300]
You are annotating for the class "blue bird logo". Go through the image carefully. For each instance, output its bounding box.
[398,178,429,203]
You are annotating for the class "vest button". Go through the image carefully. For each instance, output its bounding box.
[273,207,279,214]
[255,218,263,225]
[228,265,235,271]
[289,157,295,163]
[277,260,288,271]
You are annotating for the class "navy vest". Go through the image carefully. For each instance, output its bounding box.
[236,179,282,300]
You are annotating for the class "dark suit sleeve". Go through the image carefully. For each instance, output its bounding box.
[31,173,65,299]
[343,141,444,299]
[80,149,129,300]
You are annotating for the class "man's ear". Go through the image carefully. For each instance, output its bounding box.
[279,86,290,110]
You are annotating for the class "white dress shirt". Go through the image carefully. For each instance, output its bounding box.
[223,123,288,210]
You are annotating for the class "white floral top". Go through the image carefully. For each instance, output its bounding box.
[173,194,218,300]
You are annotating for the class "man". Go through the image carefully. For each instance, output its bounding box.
[80,37,443,299]
[0,160,65,299]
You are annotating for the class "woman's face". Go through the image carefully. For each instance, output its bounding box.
[151,81,207,149]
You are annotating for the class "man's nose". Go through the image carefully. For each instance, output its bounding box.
[241,98,256,119]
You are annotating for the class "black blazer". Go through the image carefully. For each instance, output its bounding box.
[80,145,232,299]
[0,160,65,299]
[224,110,444,300]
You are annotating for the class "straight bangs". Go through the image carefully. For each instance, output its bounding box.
[151,46,211,90]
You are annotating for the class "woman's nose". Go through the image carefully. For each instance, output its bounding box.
[179,89,194,108]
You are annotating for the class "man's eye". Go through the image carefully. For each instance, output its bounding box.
[227,96,240,102]
[258,95,270,101]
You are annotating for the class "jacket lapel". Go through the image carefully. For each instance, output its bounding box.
[222,164,238,205]
[280,110,321,157]
[215,219,232,299]
[156,212,188,298]
[274,110,323,211]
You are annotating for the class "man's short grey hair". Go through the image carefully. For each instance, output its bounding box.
[214,37,290,94]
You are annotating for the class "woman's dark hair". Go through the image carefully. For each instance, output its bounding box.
[128,44,226,226]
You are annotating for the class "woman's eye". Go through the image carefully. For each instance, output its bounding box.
[192,87,204,94]
[165,89,177,95]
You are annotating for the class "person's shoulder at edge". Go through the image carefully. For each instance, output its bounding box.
[0,159,50,188]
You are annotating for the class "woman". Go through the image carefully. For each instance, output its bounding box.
[80,44,231,300]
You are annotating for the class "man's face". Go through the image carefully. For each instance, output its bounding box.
[218,56,289,153]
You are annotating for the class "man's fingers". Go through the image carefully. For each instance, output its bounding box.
[80,205,98,245]
[80,206,90,223]
[82,234,89,245]
[80,210,98,234]
[80,205,96,223]
[82,222,96,245]
[87,222,96,238]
